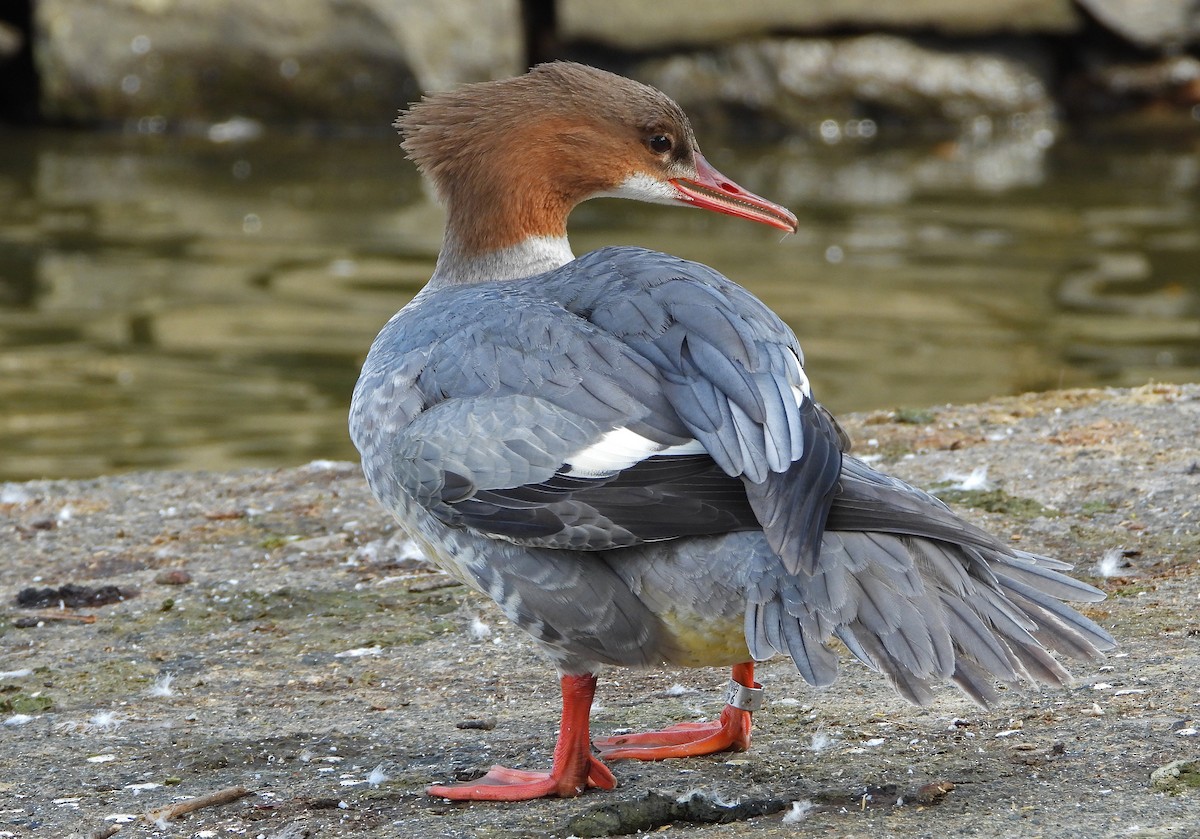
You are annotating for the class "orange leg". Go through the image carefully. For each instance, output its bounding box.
[593,662,759,760]
[427,673,616,801]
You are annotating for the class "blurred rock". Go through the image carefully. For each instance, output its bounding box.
[1094,55,1200,106]
[636,35,1057,138]
[1149,759,1200,792]
[0,20,21,60]
[1077,0,1200,51]
[561,0,1080,50]
[33,0,522,125]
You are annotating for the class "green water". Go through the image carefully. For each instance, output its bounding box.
[0,128,1196,481]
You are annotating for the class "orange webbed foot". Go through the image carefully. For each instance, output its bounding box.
[427,673,616,802]
[427,755,615,801]
[593,703,751,760]
[594,663,760,761]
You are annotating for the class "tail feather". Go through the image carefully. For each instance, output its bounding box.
[844,628,938,705]
[950,657,1003,706]
[1012,548,1075,572]
[746,599,840,687]
[780,609,840,687]
[999,582,1116,659]
[828,457,1004,551]
[969,584,1046,652]
[907,537,979,598]
[939,595,1023,682]
[993,552,1110,604]
[1004,633,1071,687]
[746,456,1114,707]
[856,531,920,579]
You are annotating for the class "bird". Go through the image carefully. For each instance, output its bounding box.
[349,61,1115,802]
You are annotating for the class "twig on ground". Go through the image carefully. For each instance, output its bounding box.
[144,786,251,823]
[13,611,97,626]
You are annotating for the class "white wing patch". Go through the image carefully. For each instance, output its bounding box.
[565,351,812,478]
[789,349,811,402]
[563,427,705,477]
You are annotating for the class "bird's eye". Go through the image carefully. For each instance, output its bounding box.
[647,134,673,154]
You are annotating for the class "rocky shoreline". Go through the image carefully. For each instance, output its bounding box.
[1,384,1197,836]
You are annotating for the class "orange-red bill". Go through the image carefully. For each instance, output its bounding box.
[670,153,797,233]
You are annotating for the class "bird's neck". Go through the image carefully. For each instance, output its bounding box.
[420,141,593,286]
[429,228,575,286]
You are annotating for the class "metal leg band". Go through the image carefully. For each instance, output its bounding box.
[724,679,764,712]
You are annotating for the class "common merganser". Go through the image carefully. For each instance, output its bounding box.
[349,62,1114,802]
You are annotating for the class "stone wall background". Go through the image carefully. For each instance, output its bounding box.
[0,0,1196,133]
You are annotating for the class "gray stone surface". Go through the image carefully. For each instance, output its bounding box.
[1077,0,1200,50]
[33,0,521,124]
[637,35,1056,134]
[561,0,1081,49]
[23,0,1200,127]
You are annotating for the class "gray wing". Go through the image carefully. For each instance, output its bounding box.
[556,247,845,570]
[352,248,844,561]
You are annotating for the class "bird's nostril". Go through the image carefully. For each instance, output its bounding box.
[720,182,738,194]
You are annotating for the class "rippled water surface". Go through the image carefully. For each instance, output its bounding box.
[0,128,1197,481]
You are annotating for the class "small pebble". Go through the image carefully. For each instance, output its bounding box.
[154,569,192,585]
[456,717,497,731]
[913,780,955,805]
[408,575,461,593]
[284,534,348,554]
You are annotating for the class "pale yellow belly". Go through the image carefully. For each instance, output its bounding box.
[629,552,753,668]
[655,606,752,668]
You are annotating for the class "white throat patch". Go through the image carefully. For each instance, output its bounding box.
[597,173,684,207]
[432,235,575,285]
